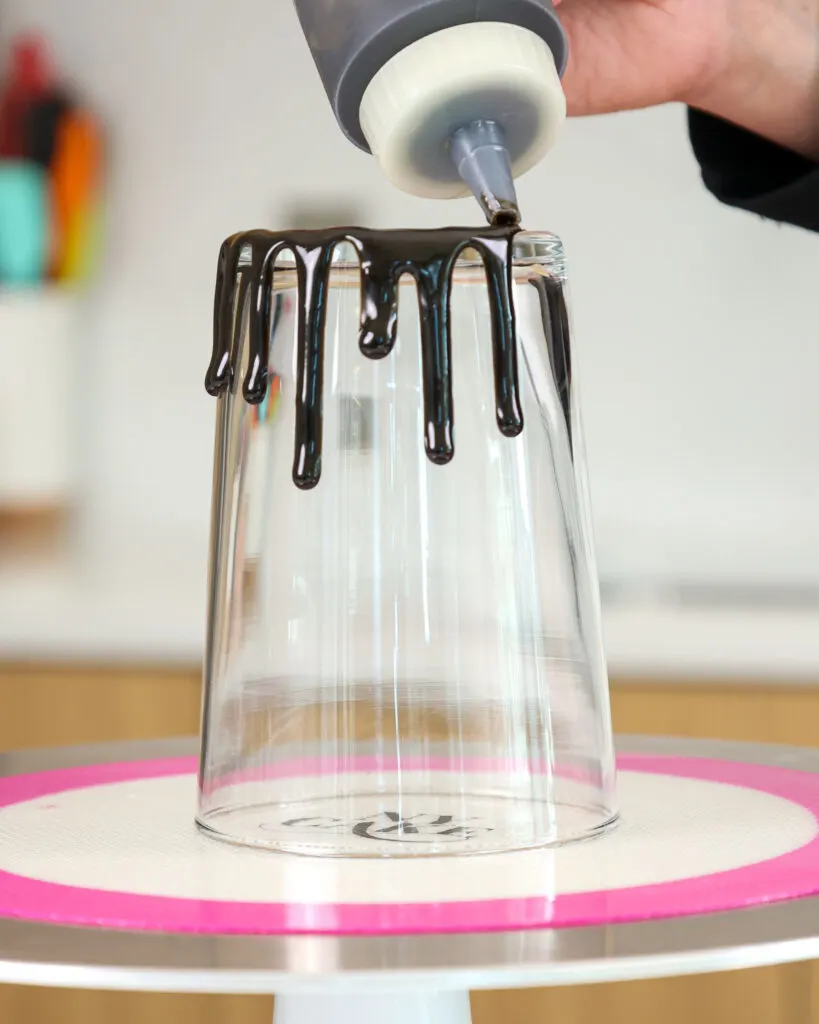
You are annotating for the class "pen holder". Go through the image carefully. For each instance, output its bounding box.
[0,288,80,511]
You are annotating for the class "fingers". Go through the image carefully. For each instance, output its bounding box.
[554,0,702,116]
[554,0,642,116]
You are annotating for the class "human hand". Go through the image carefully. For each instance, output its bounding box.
[554,0,819,160]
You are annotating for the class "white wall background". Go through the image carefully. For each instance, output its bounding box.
[2,0,818,589]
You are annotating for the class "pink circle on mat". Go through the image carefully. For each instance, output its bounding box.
[0,754,818,936]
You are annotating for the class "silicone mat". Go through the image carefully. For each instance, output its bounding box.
[0,754,816,935]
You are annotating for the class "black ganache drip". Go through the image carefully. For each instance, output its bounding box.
[205,226,523,490]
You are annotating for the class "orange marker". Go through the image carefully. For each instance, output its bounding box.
[49,106,102,281]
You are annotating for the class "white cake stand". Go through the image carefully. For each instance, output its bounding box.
[2,735,819,1024]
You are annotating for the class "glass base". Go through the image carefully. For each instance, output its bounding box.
[196,791,618,857]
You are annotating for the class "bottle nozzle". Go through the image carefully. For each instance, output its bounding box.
[450,120,521,227]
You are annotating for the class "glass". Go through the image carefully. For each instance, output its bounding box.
[197,231,617,856]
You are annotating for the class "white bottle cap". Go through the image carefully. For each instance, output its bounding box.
[359,21,566,200]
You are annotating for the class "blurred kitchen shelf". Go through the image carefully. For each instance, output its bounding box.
[0,504,70,554]
[0,528,818,680]
[0,527,208,666]
[603,597,819,683]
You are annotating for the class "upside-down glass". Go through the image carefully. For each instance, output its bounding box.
[197,231,618,856]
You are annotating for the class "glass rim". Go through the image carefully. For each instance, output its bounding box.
[258,230,564,274]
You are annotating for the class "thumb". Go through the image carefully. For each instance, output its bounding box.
[552,0,687,116]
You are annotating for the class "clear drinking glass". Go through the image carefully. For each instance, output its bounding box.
[197,231,618,856]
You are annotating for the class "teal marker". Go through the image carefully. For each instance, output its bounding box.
[0,161,48,286]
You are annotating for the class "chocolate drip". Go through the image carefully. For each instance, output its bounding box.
[532,276,573,452]
[206,227,522,489]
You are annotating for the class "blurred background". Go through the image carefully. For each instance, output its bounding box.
[0,1,817,1022]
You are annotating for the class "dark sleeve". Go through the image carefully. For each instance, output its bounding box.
[688,108,819,233]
